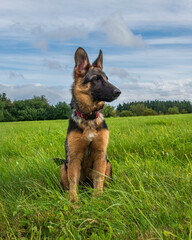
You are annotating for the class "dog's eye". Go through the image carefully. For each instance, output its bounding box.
[92,77,102,87]
[92,76,100,82]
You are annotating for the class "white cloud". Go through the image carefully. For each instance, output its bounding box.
[101,13,145,47]
[116,78,192,104]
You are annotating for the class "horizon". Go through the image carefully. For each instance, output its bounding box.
[1,92,191,108]
[0,0,192,105]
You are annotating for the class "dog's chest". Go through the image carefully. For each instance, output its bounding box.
[80,118,99,142]
[87,132,94,141]
[84,129,97,142]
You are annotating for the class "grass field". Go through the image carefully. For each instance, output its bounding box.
[0,114,192,239]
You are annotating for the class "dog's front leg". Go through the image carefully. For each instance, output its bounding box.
[91,129,109,195]
[68,157,82,203]
[92,154,107,195]
[67,131,88,202]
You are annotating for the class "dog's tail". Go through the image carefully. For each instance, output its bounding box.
[53,158,66,165]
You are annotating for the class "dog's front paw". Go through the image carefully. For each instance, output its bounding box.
[92,188,103,198]
[68,191,78,203]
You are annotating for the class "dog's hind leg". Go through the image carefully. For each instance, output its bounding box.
[105,160,112,182]
[91,129,109,195]
[61,161,69,190]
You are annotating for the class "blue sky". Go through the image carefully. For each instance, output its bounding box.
[0,0,192,105]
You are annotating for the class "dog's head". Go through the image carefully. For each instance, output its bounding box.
[72,47,121,113]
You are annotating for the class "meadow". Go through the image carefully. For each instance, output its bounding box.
[0,114,192,239]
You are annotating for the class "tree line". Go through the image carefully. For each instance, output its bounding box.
[115,100,192,117]
[0,93,71,122]
[0,93,192,122]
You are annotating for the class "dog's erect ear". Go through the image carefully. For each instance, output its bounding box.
[74,47,90,73]
[92,50,103,69]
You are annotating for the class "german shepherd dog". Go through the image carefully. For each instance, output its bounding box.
[60,47,121,202]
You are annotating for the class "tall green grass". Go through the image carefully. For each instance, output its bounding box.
[0,115,192,239]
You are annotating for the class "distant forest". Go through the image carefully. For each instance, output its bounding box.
[116,100,192,117]
[0,93,71,122]
[0,93,192,122]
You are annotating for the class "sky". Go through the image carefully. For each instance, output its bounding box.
[0,0,192,106]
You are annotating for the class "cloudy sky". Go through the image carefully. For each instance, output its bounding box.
[0,0,192,105]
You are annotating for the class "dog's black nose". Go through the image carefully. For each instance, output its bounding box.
[113,88,121,97]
